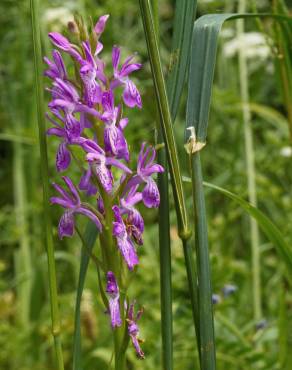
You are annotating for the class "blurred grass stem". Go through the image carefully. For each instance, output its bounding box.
[30,0,64,368]
[237,0,262,321]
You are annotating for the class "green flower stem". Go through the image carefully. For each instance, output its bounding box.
[30,0,64,369]
[190,153,216,370]
[139,0,190,240]
[237,0,262,322]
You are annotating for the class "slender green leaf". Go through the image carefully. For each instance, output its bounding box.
[204,182,292,273]
[190,153,216,370]
[73,222,99,370]
[167,0,197,121]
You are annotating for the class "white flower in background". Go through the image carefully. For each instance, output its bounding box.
[42,7,75,31]
[280,146,292,157]
[223,32,270,60]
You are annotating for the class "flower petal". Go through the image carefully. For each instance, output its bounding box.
[112,46,121,73]
[123,80,142,109]
[142,179,160,208]
[94,14,110,35]
[58,211,75,239]
[56,142,71,172]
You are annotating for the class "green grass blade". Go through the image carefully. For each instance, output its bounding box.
[190,153,216,370]
[139,0,190,239]
[204,182,292,274]
[167,0,197,121]
[151,2,173,368]
[30,0,64,368]
[73,222,99,370]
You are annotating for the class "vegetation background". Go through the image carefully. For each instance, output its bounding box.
[0,0,291,369]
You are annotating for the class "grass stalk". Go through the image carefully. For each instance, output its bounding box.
[237,0,262,321]
[190,153,216,370]
[13,133,32,327]
[151,1,173,369]
[139,0,190,240]
[30,0,64,368]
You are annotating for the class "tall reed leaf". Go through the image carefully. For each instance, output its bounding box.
[185,13,292,143]
[167,0,197,121]
[30,0,64,368]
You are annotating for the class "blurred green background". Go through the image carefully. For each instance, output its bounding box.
[0,0,292,369]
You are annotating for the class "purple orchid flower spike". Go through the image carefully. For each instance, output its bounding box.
[44,50,67,80]
[94,14,110,36]
[125,143,164,208]
[112,206,139,270]
[111,46,142,109]
[101,90,129,161]
[106,271,122,328]
[50,176,102,239]
[82,139,132,193]
[127,302,144,359]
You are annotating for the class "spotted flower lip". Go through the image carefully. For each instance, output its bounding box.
[106,271,122,328]
[125,143,164,208]
[112,206,139,270]
[46,110,85,172]
[82,139,132,193]
[120,189,144,245]
[127,302,144,358]
[50,176,102,238]
[101,90,129,161]
[111,46,142,109]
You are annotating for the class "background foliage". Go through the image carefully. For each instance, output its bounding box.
[0,0,291,369]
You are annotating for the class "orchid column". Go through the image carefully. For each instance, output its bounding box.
[44,15,163,369]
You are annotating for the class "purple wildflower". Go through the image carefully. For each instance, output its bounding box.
[111,46,142,109]
[222,284,237,298]
[120,189,144,245]
[101,90,129,161]
[44,50,67,80]
[212,294,221,305]
[127,302,144,359]
[106,271,122,328]
[82,139,132,193]
[125,143,164,208]
[46,109,84,172]
[112,206,139,270]
[50,176,102,238]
